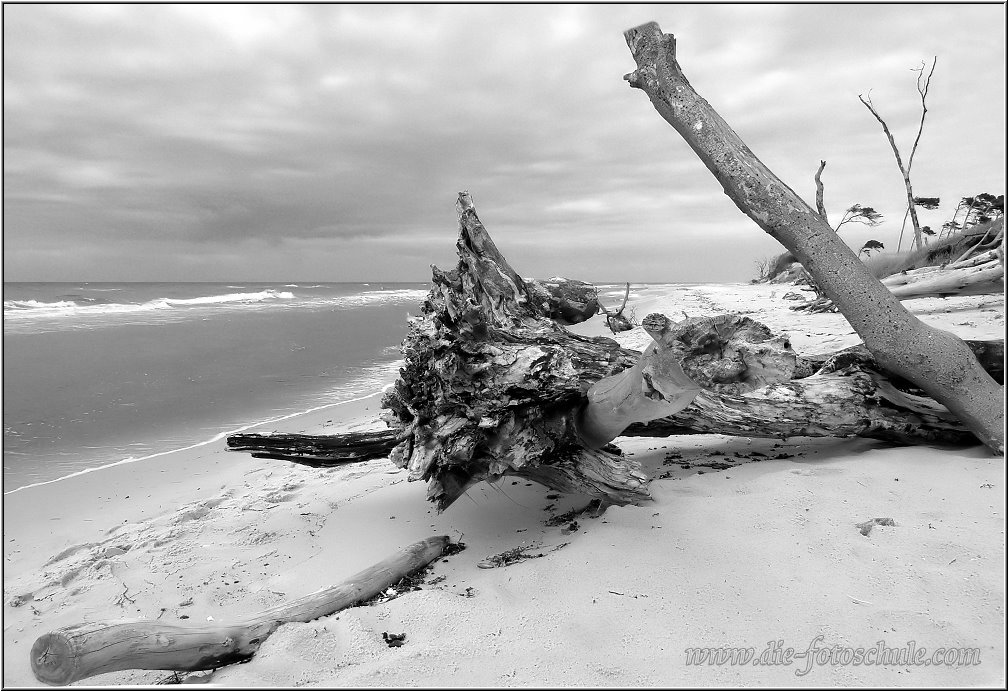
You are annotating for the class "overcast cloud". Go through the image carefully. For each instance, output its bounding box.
[3,3,1005,282]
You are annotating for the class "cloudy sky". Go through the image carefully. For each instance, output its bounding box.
[3,3,1005,283]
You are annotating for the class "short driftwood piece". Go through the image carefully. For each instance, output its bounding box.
[30,536,449,686]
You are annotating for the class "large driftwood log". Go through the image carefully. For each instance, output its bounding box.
[623,22,1004,453]
[228,193,999,509]
[225,338,1002,462]
[882,238,1004,298]
[792,238,1004,311]
[30,536,449,686]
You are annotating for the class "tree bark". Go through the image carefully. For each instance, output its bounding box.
[622,22,1003,454]
[30,536,449,686]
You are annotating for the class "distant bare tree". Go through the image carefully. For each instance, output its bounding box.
[859,57,937,252]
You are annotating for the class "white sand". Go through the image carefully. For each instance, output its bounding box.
[3,282,1004,686]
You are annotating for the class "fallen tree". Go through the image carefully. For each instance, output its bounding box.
[792,225,1004,311]
[229,336,1002,462]
[622,21,1003,453]
[228,194,1000,509]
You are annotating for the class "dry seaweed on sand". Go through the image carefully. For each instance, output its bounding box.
[477,541,570,569]
[543,498,607,527]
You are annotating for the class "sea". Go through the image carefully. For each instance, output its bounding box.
[2,282,430,492]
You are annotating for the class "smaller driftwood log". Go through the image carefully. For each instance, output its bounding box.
[30,536,449,686]
[226,429,401,466]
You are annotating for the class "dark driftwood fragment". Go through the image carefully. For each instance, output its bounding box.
[30,536,449,686]
[226,430,400,466]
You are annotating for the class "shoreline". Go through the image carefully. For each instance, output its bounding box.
[2,381,396,497]
[3,281,1004,686]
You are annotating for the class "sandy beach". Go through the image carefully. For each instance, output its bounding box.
[3,282,1004,687]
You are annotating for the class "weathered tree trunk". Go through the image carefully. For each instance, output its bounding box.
[30,536,449,686]
[622,22,1003,453]
[225,338,1002,462]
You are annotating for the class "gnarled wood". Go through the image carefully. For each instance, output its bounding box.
[30,536,449,686]
[526,276,602,325]
[598,282,634,333]
[379,192,657,510]
[623,22,1003,453]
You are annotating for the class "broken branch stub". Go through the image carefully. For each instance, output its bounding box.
[598,282,634,333]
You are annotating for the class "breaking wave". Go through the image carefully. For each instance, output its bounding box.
[4,289,295,321]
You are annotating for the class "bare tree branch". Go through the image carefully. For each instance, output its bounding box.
[907,57,937,174]
[857,57,936,253]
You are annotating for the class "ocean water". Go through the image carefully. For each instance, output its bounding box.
[2,282,428,491]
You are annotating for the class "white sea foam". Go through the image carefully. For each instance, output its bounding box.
[3,289,295,321]
[299,288,428,310]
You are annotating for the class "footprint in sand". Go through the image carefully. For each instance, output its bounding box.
[173,492,234,523]
[43,542,96,566]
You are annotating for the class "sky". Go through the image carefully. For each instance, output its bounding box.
[3,3,1005,283]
